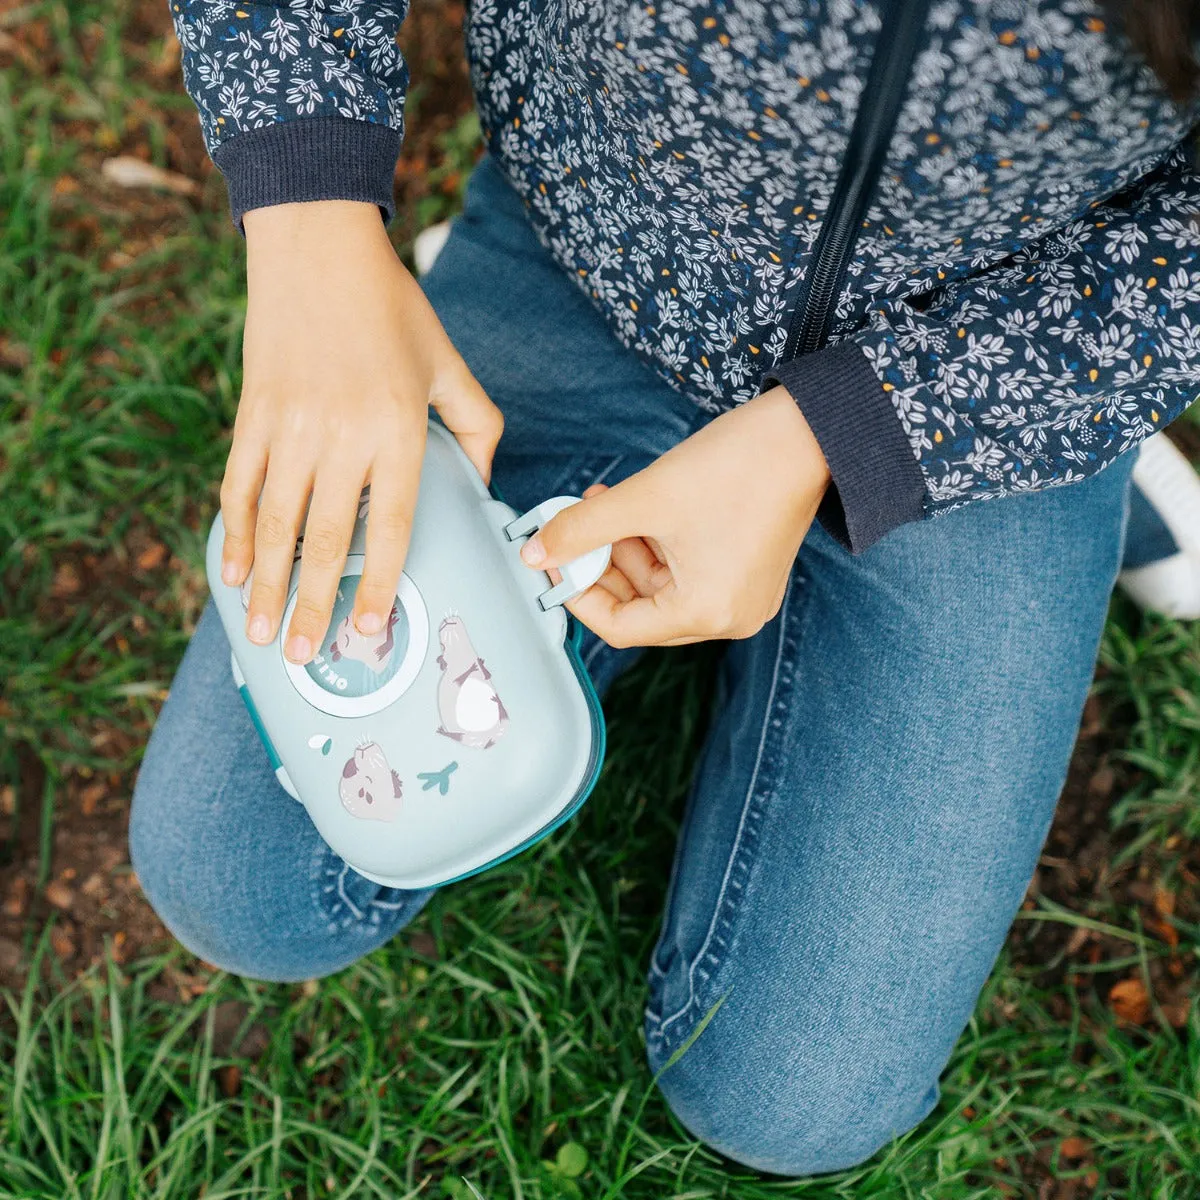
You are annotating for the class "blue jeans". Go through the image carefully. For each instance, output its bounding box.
[130,155,1137,1177]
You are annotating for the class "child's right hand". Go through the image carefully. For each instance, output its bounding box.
[221,200,502,665]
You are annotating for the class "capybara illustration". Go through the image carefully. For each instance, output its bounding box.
[328,601,400,669]
[338,741,403,822]
[435,616,508,750]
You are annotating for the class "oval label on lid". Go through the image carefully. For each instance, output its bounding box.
[306,577,411,700]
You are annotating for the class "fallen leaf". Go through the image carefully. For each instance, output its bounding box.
[2,877,28,918]
[136,542,168,571]
[1109,977,1151,1025]
[51,924,77,959]
[149,34,182,79]
[80,782,106,816]
[1153,885,1176,917]
[0,336,31,369]
[44,880,75,910]
[0,937,22,974]
[0,784,14,817]
[1060,1135,1090,1159]
[52,562,83,598]
[100,156,199,197]
[1148,915,1180,949]
[1064,926,1091,956]
[0,28,39,69]
[217,1064,241,1097]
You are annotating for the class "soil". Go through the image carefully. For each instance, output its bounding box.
[1011,692,1198,1025]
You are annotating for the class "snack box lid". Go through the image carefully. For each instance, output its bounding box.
[205,422,606,889]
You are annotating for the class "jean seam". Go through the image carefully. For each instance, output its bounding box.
[646,559,815,1054]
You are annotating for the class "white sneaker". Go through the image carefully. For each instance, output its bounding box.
[413,221,453,277]
[1118,430,1200,620]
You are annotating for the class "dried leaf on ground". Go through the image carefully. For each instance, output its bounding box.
[44,880,75,910]
[135,541,168,571]
[1108,977,1151,1025]
[100,156,199,196]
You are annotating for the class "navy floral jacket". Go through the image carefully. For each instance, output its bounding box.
[171,0,1200,551]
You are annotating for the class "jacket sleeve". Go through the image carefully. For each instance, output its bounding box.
[761,140,1200,554]
[170,0,410,229]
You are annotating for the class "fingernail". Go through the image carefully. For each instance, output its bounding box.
[521,535,545,566]
[285,634,311,663]
[356,611,382,635]
[248,614,271,644]
[222,561,239,585]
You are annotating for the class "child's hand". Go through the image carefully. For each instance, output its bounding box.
[520,386,830,647]
[221,200,502,665]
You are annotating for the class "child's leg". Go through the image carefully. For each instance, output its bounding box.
[131,153,699,979]
[130,602,432,982]
[642,453,1136,1176]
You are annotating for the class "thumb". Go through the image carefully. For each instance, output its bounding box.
[521,482,634,569]
[430,364,505,485]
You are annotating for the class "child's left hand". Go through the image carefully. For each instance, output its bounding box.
[520,386,831,647]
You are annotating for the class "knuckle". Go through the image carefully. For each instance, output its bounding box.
[220,480,254,517]
[280,406,317,442]
[302,519,345,567]
[222,527,250,553]
[257,509,291,548]
[290,597,330,635]
[356,577,396,608]
[379,387,415,420]
[369,504,411,546]
[249,577,287,611]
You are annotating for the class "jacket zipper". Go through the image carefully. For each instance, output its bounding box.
[781,0,931,360]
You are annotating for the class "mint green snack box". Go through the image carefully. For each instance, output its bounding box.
[205,422,608,889]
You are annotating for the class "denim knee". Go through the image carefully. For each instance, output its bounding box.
[646,1006,938,1177]
[129,771,431,984]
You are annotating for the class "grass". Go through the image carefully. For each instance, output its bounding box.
[1,1,1199,1196]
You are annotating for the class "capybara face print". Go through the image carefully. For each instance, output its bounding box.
[435,616,508,750]
[329,602,400,669]
[338,741,403,822]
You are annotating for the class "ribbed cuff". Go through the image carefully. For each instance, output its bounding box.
[759,340,927,553]
[212,117,402,232]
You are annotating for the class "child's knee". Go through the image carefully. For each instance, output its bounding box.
[130,768,430,983]
[645,1001,938,1177]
